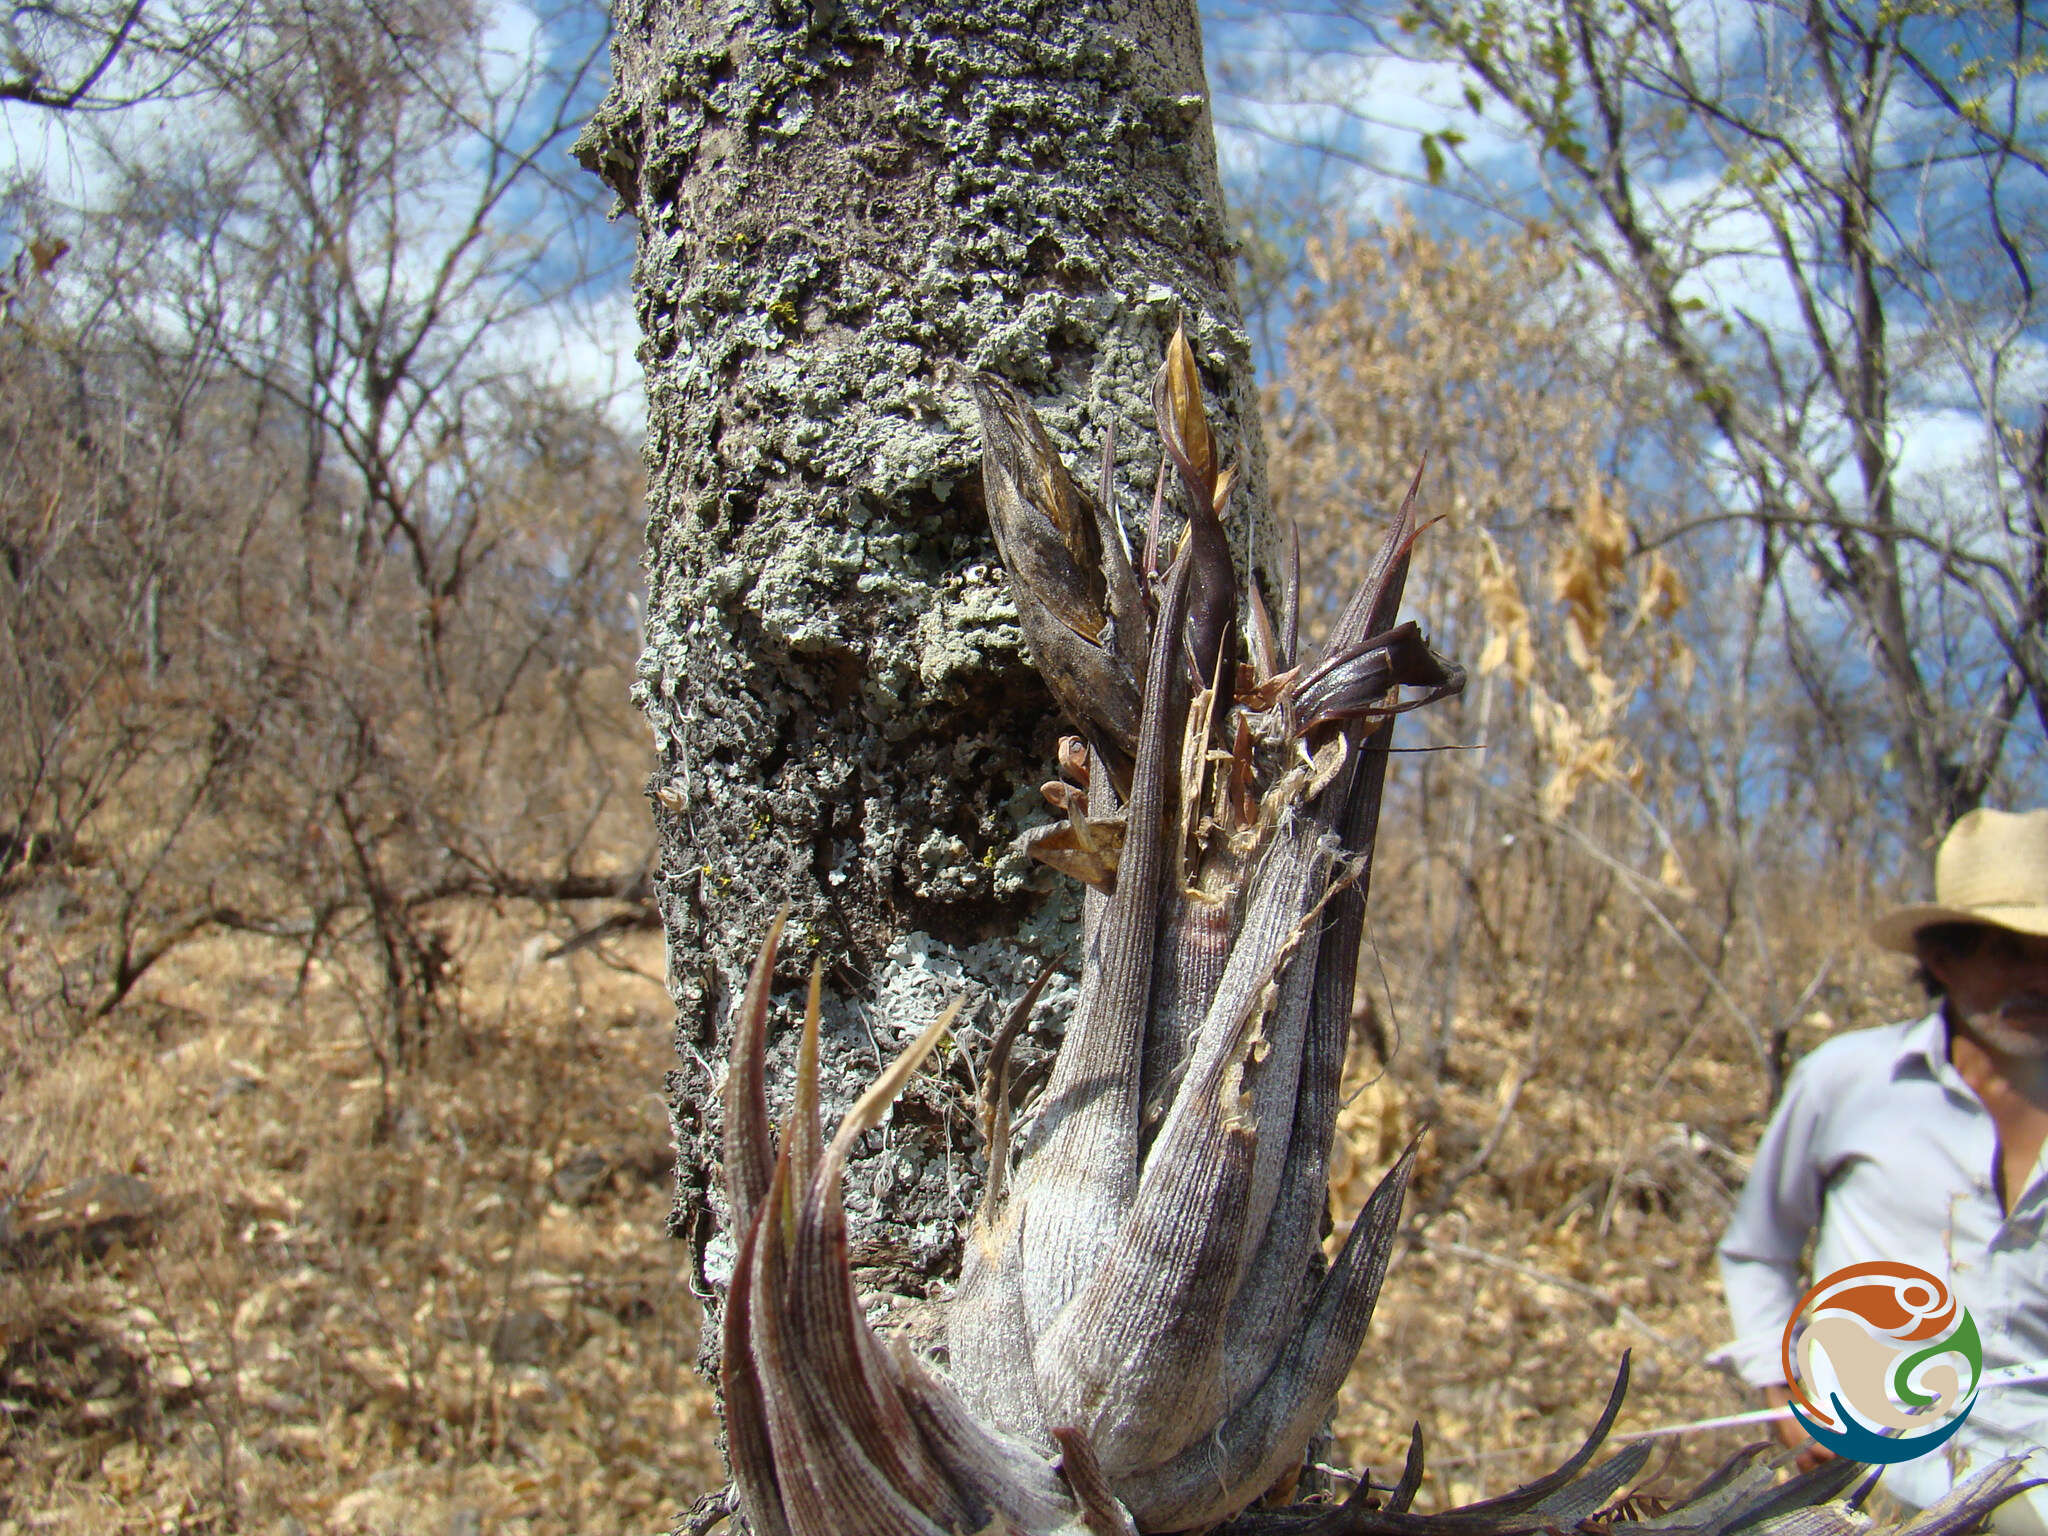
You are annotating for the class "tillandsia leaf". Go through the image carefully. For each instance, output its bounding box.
[1096,416,1148,653]
[1280,517,1301,671]
[1291,622,1466,737]
[1886,1462,2047,1536]
[1025,776,1126,891]
[723,907,786,1233]
[710,334,2040,1536]
[1248,581,1282,685]
[999,548,1196,1345]
[980,965,1055,1215]
[1333,460,1428,652]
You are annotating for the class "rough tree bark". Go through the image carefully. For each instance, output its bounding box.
[576,0,1268,1385]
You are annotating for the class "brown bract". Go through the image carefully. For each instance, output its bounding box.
[970,374,1151,791]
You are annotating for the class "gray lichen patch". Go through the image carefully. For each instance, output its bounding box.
[913,564,1024,698]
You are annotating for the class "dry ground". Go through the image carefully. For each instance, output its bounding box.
[2,891,1924,1533]
[2,912,720,1535]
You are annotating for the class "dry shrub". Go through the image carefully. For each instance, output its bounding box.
[1,0,648,1062]
[1318,893,1930,1511]
[0,307,648,1032]
[0,19,702,1518]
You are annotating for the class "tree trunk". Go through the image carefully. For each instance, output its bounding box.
[577,0,1264,1387]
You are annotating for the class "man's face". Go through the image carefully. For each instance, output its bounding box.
[1920,926,2048,1056]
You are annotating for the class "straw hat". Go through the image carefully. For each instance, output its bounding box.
[1869,807,2048,954]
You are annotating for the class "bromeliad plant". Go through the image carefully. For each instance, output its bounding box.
[710,333,2038,1535]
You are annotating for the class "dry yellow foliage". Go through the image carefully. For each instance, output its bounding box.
[1473,531,1535,686]
[1271,210,1694,826]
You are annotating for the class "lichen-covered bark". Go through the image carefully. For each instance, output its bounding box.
[576,0,1264,1383]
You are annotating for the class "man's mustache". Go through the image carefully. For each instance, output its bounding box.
[1964,993,2048,1056]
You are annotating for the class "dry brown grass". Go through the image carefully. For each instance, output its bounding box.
[1320,878,1932,1516]
[2,913,720,1535]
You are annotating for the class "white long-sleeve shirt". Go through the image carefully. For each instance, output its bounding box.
[1716,1010,2048,1513]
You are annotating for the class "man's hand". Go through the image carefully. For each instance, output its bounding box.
[1763,1384,1835,1471]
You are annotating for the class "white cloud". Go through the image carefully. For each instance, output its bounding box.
[477,0,546,99]
[1208,19,1531,219]
[1890,407,1994,491]
[493,281,646,435]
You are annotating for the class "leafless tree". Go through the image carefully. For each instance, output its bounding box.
[1221,0,2047,853]
[2,0,649,1065]
[2,1,237,112]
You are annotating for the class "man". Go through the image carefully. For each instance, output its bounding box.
[1716,806,2048,1527]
